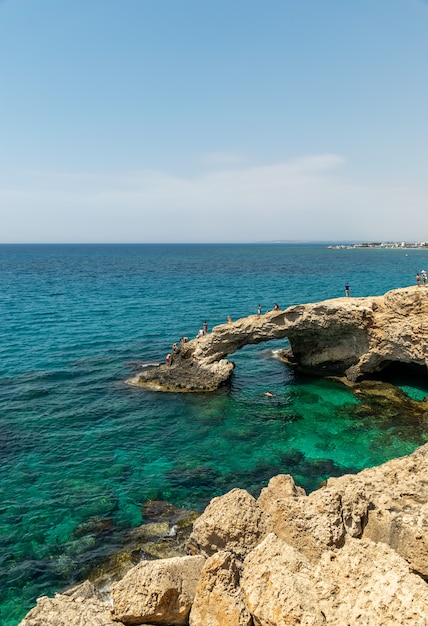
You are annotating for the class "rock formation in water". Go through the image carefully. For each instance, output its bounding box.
[127,286,428,391]
[20,443,428,626]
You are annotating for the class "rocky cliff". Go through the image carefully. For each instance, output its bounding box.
[20,443,428,626]
[127,286,428,391]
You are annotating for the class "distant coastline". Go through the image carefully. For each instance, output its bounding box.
[327,241,428,250]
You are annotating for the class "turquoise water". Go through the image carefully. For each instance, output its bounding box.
[1,243,428,625]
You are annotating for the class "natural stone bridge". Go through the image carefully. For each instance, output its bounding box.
[127,286,428,392]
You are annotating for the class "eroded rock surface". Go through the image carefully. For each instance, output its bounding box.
[19,581,123,626]
[257,475,354,561]
[314,538,428,625]
[327,442,428,578]
[241,534,428,626]
[241,533,325,625]
[110,555,205,625]
[187,488,272,559]
[257,443,428,575]
[127,286,428,391]
[20,444,428,626]
[189,551,252,626]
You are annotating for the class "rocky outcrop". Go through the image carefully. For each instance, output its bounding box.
[241,533,325,625]
[19,443,428,626]
[189,551,252,626]
[241,534,428,626]
[313,539,428,626]
[326,442,428,578]
[110,555,205,625]
[187,488,272,559]
[19,581,124,626]
[258,476,369,561]
[127,286,428,391]
[286,286,428,381]
[257,444,428,574]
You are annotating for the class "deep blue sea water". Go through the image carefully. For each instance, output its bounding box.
[1,243,428,625]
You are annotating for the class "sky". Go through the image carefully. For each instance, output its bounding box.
[1,0,428,243]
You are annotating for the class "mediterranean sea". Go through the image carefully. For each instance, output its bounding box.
[1,243,428,625]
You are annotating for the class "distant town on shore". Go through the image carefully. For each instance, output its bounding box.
[327,241,428,250]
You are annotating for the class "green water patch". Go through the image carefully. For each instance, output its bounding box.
[2,359,428,625]
[143,373,427,505]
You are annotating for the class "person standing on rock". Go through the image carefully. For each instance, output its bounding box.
[344,283,351,297]
[203,321,208,334]
[416,273,421,286]
[257,304,262,316]
[422,270,427,286]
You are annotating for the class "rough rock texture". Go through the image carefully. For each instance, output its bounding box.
[257,475,353,561]
[313,538,428,626]
[187,488,272,559]
[241,533,326,625]
[241,534,428,626]
[19,444,428,626]
[19,581,123,626]
[127,286,428,390]
[189,551,252,626]
[286,286,428,380]
[127,355,234,392]
[326,441,428,578]
[110,555,205,625]
[258,444,428,575]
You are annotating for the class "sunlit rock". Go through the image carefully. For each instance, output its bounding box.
[127,286,428,391]
[110,555,205,625]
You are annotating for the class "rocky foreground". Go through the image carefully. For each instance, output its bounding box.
[20,443,428,626]
[127,286,428,391]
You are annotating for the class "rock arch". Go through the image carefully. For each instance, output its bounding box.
[126,287,428,392]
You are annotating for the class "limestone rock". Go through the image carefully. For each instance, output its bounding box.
[19,444,428,626]
[18,581,122,626]
[241,533,326,625]
[241,534,428,626]
[110,554,205,625]
[187,488,271,559]
[327,441,428,577]
[257,472,306,502]
[258,474,367,561]
[258,445,428,574]
[189,551,252,626]
[127,286,428,390]
[126,351,235,392]
[282,286,428,379]
[314,538,428,625]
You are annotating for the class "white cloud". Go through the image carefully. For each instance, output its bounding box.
[0,154,427,242]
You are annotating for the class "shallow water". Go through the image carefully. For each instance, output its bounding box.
[1,243,428,625]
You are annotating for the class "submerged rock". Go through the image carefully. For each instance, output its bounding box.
[19,444,428,626]
[87,503,200,590]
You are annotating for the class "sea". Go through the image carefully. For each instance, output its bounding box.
[1,243,428,625]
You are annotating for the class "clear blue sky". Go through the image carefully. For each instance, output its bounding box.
[1,0,428,243]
